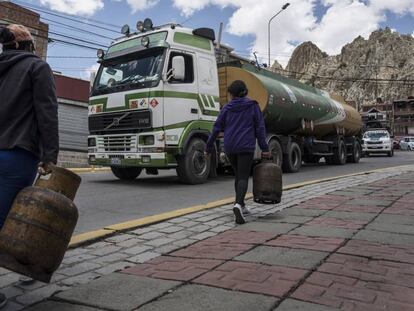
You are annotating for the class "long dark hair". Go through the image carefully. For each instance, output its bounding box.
[228,80,248,98]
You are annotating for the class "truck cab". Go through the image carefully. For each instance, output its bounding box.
[362,129,393,157]
[88,20,220,184]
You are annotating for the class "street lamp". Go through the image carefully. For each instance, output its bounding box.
[268,3,290,68]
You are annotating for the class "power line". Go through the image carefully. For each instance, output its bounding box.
[1,4,109,50]
[1,3,116,41]
[12,0,121,30]
[10,1,120,34]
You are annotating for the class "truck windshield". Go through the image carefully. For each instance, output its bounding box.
[364,132,389,139]
[92,48,164,96]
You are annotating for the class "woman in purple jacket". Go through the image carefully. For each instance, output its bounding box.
[206,80,270,224]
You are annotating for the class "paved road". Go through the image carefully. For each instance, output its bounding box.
[73,151,414,234]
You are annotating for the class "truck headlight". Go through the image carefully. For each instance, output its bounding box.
[88,138,97,147]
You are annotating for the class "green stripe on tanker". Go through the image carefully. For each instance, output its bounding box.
[218,64,361,138]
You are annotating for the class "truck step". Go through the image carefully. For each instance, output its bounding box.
[313,140,334,145]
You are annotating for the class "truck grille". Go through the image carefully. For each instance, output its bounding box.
[89,110,152,134]
[97,135,137,152]
[367,141,382,145]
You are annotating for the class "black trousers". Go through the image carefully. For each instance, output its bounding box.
[227,153,254,206]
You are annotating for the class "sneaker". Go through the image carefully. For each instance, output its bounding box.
[0,293,7,309]
[241,206,251,215]
[233,204,246,225]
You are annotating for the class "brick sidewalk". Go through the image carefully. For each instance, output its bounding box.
[1,166,414,310]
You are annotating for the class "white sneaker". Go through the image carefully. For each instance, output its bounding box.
[241,206,251,215]
[233,204,246,224]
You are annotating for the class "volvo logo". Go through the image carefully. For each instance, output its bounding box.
[112,118,121,126]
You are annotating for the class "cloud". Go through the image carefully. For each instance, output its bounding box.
[39,0,104,16]
[81,63,100,80]
[172,0,414,66]
[124,0,160,13]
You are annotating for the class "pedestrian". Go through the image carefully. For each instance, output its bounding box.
[0,24,59,308]
[206,80,270,224]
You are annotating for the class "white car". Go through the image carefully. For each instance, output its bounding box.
[400,137,414,151]
[362,130,393,157]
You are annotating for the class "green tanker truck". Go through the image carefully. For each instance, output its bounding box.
[88,19,363,184]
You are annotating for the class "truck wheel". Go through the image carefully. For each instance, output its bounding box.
[333,140,347,165]
[388,149,394,157]
[177,138,210,184]
[282,142,302,173]
[111,167,142,180]
[269,139,283,167]
[348,141,361,163]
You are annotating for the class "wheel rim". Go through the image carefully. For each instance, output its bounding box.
[355,144,360,160]
[192,151,208,176]
[292,148,299,168]
[340,144,346,162]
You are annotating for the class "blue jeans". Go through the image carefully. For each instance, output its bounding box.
[0,148,39,229]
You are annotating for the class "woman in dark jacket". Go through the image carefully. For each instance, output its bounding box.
[0,24,59,308]
[206,80,270,224]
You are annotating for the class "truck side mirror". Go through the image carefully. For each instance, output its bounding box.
[90,71,97,90]
[171,56,185,81]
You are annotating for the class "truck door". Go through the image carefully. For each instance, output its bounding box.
[163,50,199,146]
[197,54,220,121]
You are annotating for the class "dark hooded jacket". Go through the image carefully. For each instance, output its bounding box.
[0,50,59,163]
[206,96,269,154]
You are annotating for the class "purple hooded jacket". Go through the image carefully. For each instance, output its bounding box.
[206,96,269,154]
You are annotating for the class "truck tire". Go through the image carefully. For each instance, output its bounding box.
[111,167,142,180]
[177,138,210,184]
[333,140,347,165]
[388,149,394,157]
[348,140,361,163]
[269,139,283,167]
[282,142,301,173]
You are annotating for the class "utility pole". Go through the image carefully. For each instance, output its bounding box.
[268,3,290,68]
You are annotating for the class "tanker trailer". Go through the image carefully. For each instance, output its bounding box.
[218,63,362,172]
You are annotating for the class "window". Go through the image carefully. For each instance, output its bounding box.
[168,52,194,83]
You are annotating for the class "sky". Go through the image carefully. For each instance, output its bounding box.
[13,0,414,79]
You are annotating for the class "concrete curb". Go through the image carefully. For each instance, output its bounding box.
[68,164,413,249]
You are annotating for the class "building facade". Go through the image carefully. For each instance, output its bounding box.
[361,99,414,136]
[0,1,49,59]
[54,73,90,168]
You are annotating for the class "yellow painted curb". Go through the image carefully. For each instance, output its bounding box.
[69,229,115,248]
[68,164,413,248]
[68,167,111,173]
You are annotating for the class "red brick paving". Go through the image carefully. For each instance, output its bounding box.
[193,261,307,297]
[338,240,414,264]
[306,217,367,230]
[384,202,414,216]
[333,204,384,213]
[122,256,223,281]
[318,254,414,288]
[204,230,277,245]
[265,235,344,252]
[170,240,253,260]
[292,272,414,311]
[291,203,334,210]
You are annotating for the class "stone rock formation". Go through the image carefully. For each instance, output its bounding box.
[281,28,414,107]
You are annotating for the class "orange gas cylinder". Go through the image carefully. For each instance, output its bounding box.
[0,166,80,283]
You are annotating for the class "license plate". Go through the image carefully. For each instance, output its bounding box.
[111,158,122,165]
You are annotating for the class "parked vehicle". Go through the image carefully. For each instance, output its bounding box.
[362,130,393,157]
[400,137,414,151]
[87,19,363,184]
[393,139,400,150]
